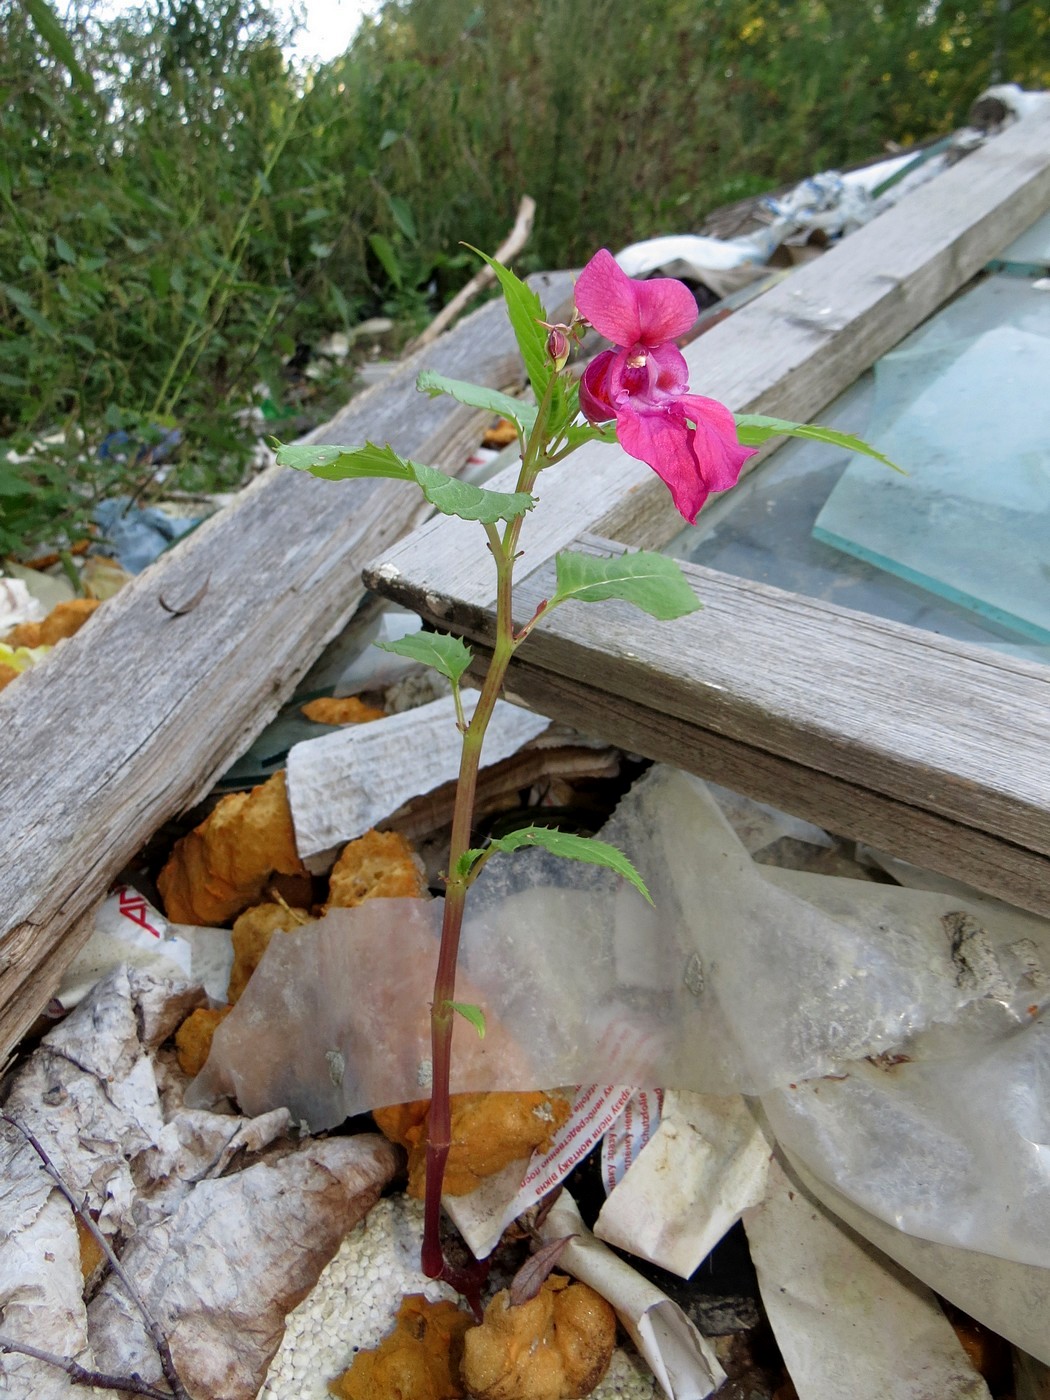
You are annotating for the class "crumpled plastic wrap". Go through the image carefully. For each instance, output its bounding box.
[743,1157,990,1400]
[191,767,1050,1267]
[782,1149,1050,1368]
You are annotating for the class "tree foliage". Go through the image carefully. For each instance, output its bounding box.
[1,0,1047,554]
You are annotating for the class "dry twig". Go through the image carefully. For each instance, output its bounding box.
[1,1113,191,1400]
[0,1336,176,1399]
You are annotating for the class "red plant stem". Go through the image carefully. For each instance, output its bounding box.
[420,541,519,1279]
[420,377,555,1281]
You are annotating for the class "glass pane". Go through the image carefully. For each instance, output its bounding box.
[666,271,1050,663]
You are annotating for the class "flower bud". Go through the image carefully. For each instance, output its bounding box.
[545,324,571,370]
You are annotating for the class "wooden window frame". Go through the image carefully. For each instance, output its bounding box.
[367,109,1050,917]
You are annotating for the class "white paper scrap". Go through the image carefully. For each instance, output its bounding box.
[56,885,193,1010]
[596,1092,772,1279]
[601,1089,664,1193]
[539,1193,726,1400]
[287,691,550,870]
[744,1158,991,1400]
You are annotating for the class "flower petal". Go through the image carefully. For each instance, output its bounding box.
[648,339,690,394]
[575,249,642,346]
[677,395,758,492]
[613,404,709,523]
[575,249,699,348]
[632,274,699,345]
[579,349,618,423]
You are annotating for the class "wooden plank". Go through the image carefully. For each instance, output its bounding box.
[368,534,1050,917]
[0,271,575,1060]
[370,108,1050,608]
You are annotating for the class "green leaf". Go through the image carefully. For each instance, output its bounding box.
[471,826,653,904]
[387,194,417,242]
[24,0,96,96]
[275,441,535,524]
[447,1001,486,1038]
[54,234,76,264]
[375,630,473,685]
[414,463,533,523]
[416,370,536,434]
[0,283,57,339]
[0,467,29,497]
[734,414,905,474]
[369,232,402,288]
[558,421,617,452]
[552,549,701,620]
[464,245,551,404]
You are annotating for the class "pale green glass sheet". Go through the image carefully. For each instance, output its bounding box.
[665,273,1050,662]
[991,207,1050,273]
[812,320,1050,642]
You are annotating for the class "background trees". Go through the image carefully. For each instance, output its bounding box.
[2,0,1047,552]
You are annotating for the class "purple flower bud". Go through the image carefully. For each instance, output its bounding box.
[545,325,571,370]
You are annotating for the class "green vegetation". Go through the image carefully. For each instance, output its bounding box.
[2,0,1048,556]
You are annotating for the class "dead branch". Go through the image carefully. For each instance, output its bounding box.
[0,1335,175,1399]
[406,194,537,353]
[1,1113,190,1400]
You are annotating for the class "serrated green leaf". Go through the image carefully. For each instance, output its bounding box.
[0,283,57,339]
[416,370,536,435]
[734,414,905,474]
[552,549,701,620]
[54,234,76,264]
[454,846,486,881]
[413,463,533,523]
[275,441,535,524]
[375,630,473,685]
[481,826,653,904]
[447,1001,486,1038]
[559,421,618,452]
[464,245,551,405]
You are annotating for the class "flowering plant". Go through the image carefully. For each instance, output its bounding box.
[278,248,894,1293]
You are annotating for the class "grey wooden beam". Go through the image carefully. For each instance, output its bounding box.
[369,533,1050,917]
[0,272,574,1061]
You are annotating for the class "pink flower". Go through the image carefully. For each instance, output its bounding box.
[574,249,756,523]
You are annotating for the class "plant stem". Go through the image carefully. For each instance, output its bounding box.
[420,554,517,1281]
[420,373,557,1282]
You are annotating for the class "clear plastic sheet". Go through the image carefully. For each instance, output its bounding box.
[783,1150,1050,1368]
[744,1158,990,1400]
[191,767,1050,1265]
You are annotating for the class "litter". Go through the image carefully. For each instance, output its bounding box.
[594,1091,770,1279]
[93,495,200,574]
[0,966,397,1400]
[743,1157,990,1400]
[0,577,44,634]
[286,691,550,871]
[54,884,193,1012]
[538,1194,726,1400]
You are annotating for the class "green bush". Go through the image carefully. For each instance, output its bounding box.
[1,0,1047,556]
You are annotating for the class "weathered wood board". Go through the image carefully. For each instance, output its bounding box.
[371,107,1050,606]
[371,534,1050,916]
[0,272,574,1061]
[366,111,1050,913]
